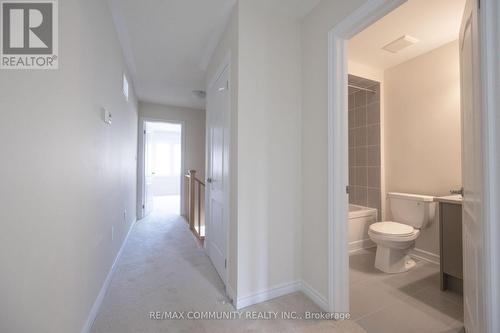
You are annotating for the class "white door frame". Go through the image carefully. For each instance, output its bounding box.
[327,1,500,329]
[137,117,186,220]
[205,53,232,290]
[477,0,500,330]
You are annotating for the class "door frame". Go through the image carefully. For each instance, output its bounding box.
[327,1,500,329]
[205,53,232,291]
[137,117,186,220]
[477,0,500,330]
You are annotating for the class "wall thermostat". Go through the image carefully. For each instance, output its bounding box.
[102,107,112,125]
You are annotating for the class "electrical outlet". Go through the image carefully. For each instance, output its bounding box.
[111,226,114,241]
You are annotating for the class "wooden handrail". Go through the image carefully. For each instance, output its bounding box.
[185,173,205,185]
[183,170,205,241]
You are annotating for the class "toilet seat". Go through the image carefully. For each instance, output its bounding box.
[368,222,420,273]
[369,222,417,238]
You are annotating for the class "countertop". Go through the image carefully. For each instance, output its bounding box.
[435,195,463,204]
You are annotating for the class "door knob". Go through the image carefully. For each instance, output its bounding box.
[207,178,213,183]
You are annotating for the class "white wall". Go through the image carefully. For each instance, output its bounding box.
[384,40,461,258]
[0,0,138,332]
[301,0,367,300]
[206,0,304,303]
[236,0,303,300]
[349,61,384,83]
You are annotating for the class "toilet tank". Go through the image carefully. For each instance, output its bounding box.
[388,192,436,229]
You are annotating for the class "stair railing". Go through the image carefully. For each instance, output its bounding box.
[183,170,205,240]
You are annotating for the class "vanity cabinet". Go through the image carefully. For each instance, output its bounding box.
[438,200,463,292]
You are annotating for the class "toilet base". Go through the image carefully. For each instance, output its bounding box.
[374,245,416,273]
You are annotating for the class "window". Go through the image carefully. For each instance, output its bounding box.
[153,142,181,176]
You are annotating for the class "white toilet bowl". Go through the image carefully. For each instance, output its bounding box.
[367,192,436,274]
[368,221,420,273]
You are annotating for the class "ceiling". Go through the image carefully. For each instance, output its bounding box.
[108,0,321,110]
[348,0,466,71]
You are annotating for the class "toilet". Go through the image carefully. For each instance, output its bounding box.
[369,192,436,274]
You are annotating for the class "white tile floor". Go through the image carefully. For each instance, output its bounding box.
[349,248,465,333]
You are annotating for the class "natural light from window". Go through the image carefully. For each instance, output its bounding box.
[154,143,181,176]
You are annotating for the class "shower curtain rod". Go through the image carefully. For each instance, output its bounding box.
[348,84,376,94]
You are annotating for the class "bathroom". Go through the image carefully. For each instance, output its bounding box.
[346,0,466,331]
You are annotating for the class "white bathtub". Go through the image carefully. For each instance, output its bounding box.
[348,204,378,252]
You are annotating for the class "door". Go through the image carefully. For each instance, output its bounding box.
[206,66,230,283]
[460,0,485,331]
[143,125,154,217]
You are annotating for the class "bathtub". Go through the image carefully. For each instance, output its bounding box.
[348,204,378,252]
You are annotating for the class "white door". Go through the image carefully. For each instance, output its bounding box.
[143,126,154,217]
[460,0,485,332]
[206,66,230,283]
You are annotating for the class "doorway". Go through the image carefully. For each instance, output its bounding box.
[327,0,499,332]
[140,120,184,218]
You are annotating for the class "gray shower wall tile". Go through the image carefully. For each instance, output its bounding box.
[348,74,381,218]
[356,146,367,167]
[355,127,367,147]
[355,186,368,206]
[367,102,380,125]
[367,145,381,167]
[366,84,380,104]
[349,167,356,186]
[356,167,367,186]
[354,91,367,108]
[367,188,381,209]
[367,124,381,144]
[349,148,356,168]
[355,106,367,128]
[349,109,355,129]
[367,166,381,188]
[349,131,355,148]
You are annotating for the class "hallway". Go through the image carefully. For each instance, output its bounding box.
[90,210,365,333]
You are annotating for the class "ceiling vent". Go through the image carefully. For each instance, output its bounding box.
[382,35,419,53]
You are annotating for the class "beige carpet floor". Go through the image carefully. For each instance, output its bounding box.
[90,210,365,333]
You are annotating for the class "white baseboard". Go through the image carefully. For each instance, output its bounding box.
[349,239,375,253]
[300,280,329,311]
[233,279,329,313]
[235,280,301,310]
[81,220,136,333]
[410,248,440,265]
